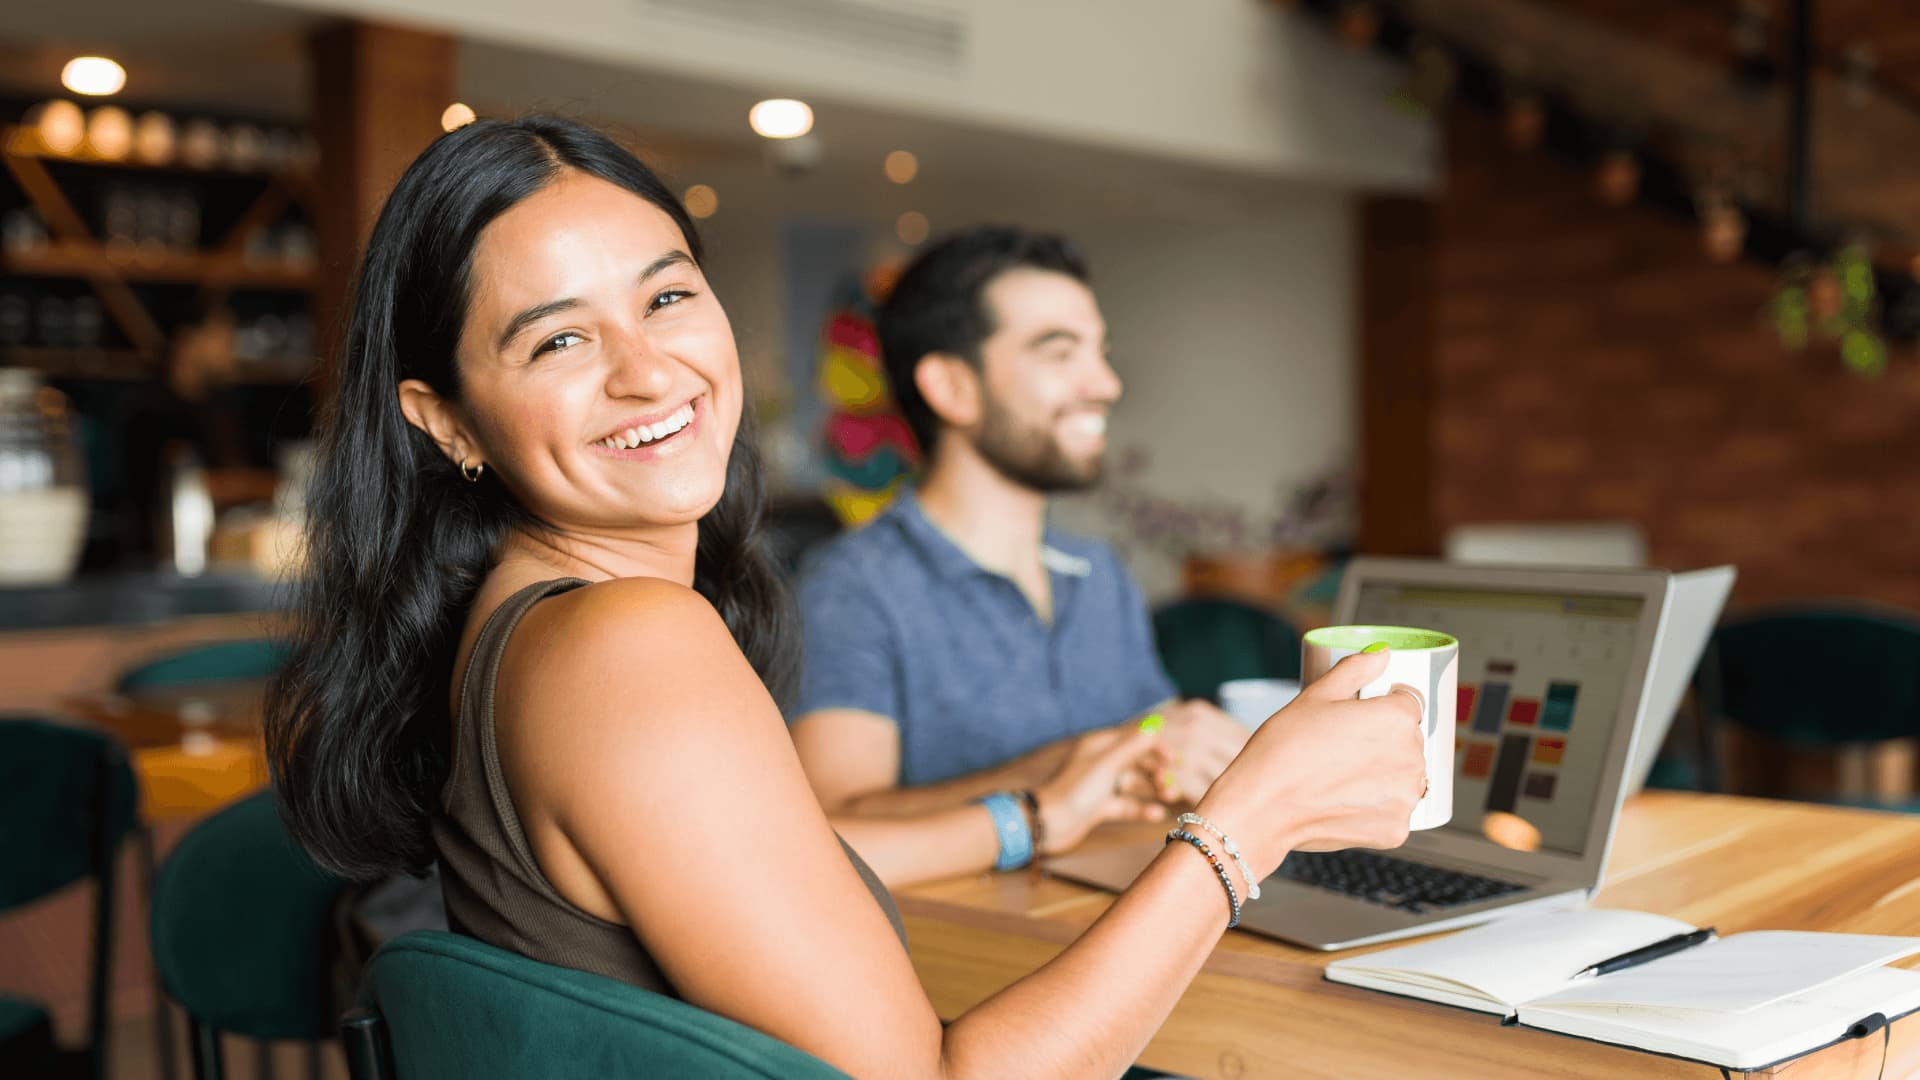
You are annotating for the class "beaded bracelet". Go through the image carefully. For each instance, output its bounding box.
[1167,828,1242,929]
[1015,789,1048,858]
[977,791,1033,871]
[1175,812,1260,901]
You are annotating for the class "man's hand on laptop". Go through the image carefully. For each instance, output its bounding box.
[1155,700,1252,802]
[1033,724,1173,854]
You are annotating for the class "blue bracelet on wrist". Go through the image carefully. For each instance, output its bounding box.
[977,791,1033,872]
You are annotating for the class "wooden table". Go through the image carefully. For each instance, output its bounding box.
[897,791,1920,1079]
[63,684,271,820]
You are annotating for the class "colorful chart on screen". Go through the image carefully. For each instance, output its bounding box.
[1349,584,1644,857]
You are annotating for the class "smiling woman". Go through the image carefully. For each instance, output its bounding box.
[397,174,742,534]
[266,116,794,882]
[262,113,1428,1080]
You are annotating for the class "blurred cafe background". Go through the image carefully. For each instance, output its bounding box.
[3,0,1918,1076]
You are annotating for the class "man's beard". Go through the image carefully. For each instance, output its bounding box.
[971,391,1105,494]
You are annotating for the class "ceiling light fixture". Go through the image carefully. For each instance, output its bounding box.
[61,56,126,97]
[749,99,813,139]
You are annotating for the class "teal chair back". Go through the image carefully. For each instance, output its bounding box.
[1152,597,1301,702]
[342,931,849,1080]
[117,639,291,693]
[0,716,138,1080]
[1693,607,1920,807]
[150,791,350,1078]
[1697,608,1920,747]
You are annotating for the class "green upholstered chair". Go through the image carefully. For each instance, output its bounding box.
[0,715,139,1080]
[1693,607,1920,808]
[340,931,850,1080]
[1151,596,1301,702]
[116,636,291,1080]
[0,997,55,1078]
[149,791,350,1080]
[116,639,291,694]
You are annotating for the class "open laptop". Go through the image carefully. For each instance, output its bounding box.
[1048,558,1676,951]
[1624,565,1736,795]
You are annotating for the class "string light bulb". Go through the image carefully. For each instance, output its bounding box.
[1505,91,1546,150]
[1338,1,1381,49]
[884,150,918,184]
[1701,200,1746,263]
[1596,148,1641,205]
[683,184,719,219]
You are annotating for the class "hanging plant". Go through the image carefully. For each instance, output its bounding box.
[1770,246,1886,376]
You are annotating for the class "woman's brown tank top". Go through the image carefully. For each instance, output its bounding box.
[432,577,905,992]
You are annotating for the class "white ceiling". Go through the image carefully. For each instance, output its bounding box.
[0,0,1349,228]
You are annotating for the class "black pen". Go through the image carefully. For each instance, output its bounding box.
[1570,928,1718,980]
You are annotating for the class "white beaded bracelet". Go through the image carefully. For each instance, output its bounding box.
[1175,812,1259,901]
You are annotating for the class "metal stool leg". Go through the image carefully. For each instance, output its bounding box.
[141,824,181,1080]
[186,1019,224,1080]
[339,1010,391,1080]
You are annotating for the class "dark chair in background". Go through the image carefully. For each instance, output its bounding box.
[116,639,291,695]
[114,635,292,1080]
[340,930,849,1080]
[1693,607,1920,808]
[1151,596,1301,703]
[0,716,139,1080]
[149,791,349,1080]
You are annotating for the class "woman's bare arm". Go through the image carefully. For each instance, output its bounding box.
[494,577,1420,1078]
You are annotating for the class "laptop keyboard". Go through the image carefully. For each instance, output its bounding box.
[1271,850,1528,914]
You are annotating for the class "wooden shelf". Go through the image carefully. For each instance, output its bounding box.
[0,346,152,379]
[0,243,315,291]
[4,126,313,183]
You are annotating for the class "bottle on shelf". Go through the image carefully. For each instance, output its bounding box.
[0,368,90,584]
[166,444,214,578]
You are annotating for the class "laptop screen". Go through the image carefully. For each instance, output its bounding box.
[1349,583,1647,858]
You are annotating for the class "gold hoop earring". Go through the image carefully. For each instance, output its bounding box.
[459,458,484,483]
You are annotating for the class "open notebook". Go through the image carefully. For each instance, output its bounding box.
[1325,909,1920,1071]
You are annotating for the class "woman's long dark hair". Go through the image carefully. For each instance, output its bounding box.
[266,115,797,880]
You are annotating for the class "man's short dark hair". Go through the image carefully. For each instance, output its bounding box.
[877,224,1090,454]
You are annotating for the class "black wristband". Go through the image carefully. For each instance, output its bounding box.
[1167,828,1242,929]
[1016,789,1047,858]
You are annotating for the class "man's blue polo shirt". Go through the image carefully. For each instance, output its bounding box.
[793,490,1176,787]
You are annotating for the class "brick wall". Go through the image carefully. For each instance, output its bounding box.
[1428,114,1920,611]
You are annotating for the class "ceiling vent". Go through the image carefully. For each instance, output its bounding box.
[639,0,967,72]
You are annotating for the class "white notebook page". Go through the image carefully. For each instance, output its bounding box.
[1327,909,1694,1010]
[1530,932,1920,1014]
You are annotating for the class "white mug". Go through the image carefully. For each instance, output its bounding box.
[1217,677,1302,729]
[1301,625,1458,830]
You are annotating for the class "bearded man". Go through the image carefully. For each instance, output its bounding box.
[789,226,1250,887]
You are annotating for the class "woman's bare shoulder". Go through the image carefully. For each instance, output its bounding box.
[520,574,738,667]
[498,576,762,737]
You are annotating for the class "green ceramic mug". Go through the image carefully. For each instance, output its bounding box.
[1302,625,1459,830]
